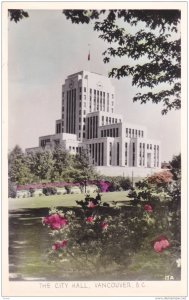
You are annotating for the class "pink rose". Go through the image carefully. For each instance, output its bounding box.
[153,236,170,253]
[86,216,94,223]
[160,239,170,249]
[87,201,96,208]
[153,241,162,253]
[144,204,153,213]
[52,240,67,251]
[100,222,108,231]
[42,214,68,230]
[52,242,61,251]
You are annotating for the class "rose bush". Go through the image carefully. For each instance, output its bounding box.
[42,165,181,280]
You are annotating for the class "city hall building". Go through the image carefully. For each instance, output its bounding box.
[26,70,161,176]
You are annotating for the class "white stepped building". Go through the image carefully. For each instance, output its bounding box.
[26,70,161,177]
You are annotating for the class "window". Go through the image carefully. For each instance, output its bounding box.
[106,117,108,124]
[101,130,103,137]
[102,116,104,125]
[79,95,82,100]
[112,118,114,123]
[79,117,81,122]
[83,132,85,138]
[116,128,119,137]
[83,118,86,122]
[107,129,110,136]
[90,88,92,94]
[112,94,114,99]
[113,128,116,137]
[84,95,86,100]
[126,128,128,137]
[150,144,152,150]
[147,144,149,149]
[141,131,144,137]
[79,110,81,115]
[84,87,86,92]
[104,130,107,137]
[109,117,111,123]
[79,102,81,108]
[94,89,96,94]
[79,87,82,93]
[117,142,119,166]
[79,125,81,130]
[110,129,112,137]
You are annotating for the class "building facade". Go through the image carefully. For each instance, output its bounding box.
[26,71,161,176]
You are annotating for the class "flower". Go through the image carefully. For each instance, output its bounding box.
[42,214,68,230]
[160,239,170,249]
[87,201,96,208]
[52,240,67,251]
[100,222,108,231]
[144,204,153,213]
[86,216,94,223]
[153,236,170,253]
[153,241,162,253]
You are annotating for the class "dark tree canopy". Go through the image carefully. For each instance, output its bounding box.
[63,9,181,114]
[8,9,29,22]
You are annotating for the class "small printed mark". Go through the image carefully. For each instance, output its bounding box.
[165,275,174,280]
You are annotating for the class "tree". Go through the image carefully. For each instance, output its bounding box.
[28,150,54,182]
[72,149,96,183]
[8,145,31,184]
[63,9,181,114]
[50,145,71,181]
[8,9,29,22]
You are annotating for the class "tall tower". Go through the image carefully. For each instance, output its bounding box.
[59,71,115,141]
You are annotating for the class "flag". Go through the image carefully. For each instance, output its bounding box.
[88,51,90,61]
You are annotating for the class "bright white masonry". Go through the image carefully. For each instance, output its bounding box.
[26,71,161,176]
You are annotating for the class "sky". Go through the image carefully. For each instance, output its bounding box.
[8,10,181,162]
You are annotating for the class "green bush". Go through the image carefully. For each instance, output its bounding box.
[42,187,57,196]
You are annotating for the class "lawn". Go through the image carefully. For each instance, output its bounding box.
[9,191,130,210]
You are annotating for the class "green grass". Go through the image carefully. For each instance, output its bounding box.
[9,191,130,210]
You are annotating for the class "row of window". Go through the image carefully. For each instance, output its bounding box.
[126,128,144,138]
[101,128,119,138]
[102,116,121,126]
[40,139,50,147]
[140,143,160,150]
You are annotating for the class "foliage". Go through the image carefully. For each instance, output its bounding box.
[8,146,96,186]
[169,153,181,180]
[63,9,181,114]
[8,180,17,198]
[29,188,35,197]
[8,145,32,184]
[42,187,57,196]
[42,163,181,279]
[8,9,29,22]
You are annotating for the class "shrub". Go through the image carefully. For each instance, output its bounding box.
[29,187,35,197]
[42,187,57,196]
[119,177,132,191]
[65,185,71,194]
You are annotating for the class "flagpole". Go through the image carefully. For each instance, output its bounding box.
[88,43,91,72]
